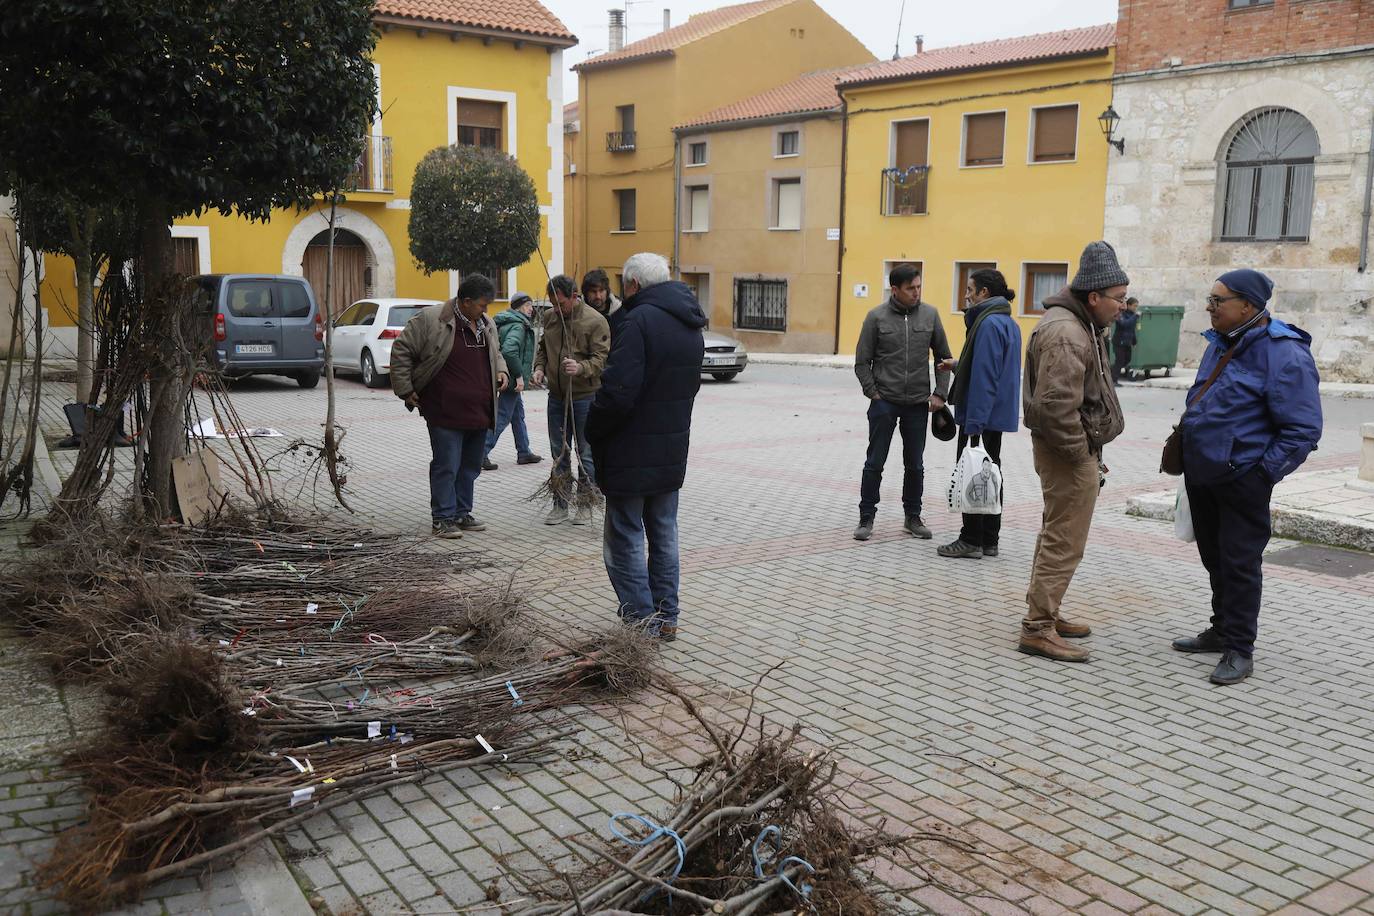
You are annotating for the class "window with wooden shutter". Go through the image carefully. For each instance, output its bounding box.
[456,99,504,150]
[1023,263,1068,315]
[772,179,801,230]
[1032,105,1078,163]
[963,112,1005,167]
[685,186,709,231]
[893,120,929,169]
[173,237,200,276]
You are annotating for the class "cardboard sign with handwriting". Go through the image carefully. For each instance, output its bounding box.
[171,450,223,525]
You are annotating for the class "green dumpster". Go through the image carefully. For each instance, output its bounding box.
[1109,306,1184,380]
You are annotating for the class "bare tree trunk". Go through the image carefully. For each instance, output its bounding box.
[138,196,186,519]
[70,208,97,404]
[321,194,352,511]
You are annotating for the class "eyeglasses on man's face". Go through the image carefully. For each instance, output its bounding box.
[1096,292,1127,304]
[1205,294,1246,308]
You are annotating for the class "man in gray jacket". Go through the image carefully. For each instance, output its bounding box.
[853,263,953,541]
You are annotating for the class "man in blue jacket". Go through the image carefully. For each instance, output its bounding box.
[1172,269,1322,685]
[586,252,707,642]
[937,268,1022,559]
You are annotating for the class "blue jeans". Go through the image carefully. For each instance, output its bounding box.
[603,490,681,626]
[484,390,533,459]
[859,398,928,519]
[427,424,487,521]
[548,394,595,506]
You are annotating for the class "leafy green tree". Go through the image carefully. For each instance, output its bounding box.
[408,146,541,277]
[0,0,378,515]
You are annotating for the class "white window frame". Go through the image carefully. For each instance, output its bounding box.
[768,175,803,231]
[960,108,1008,169]
[171,225,212,274]
[1020,260,1070,317]
[1027,103,1079,166]
[773,124,803,159]
[683,183,711,233]
[685,139,709,168]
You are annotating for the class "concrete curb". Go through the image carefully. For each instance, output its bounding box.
[747,353,853,369]
[1126,487,1374,553]
[233,838,316,916]
[1138,373,1374,399]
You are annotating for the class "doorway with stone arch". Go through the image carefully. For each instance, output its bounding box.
[303,228,371,316]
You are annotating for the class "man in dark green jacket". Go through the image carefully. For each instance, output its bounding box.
[482,292,543,470]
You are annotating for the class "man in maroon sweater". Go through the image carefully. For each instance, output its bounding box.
[390,274,507,538]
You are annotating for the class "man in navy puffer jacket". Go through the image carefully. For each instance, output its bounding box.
[586,252,707,642]
[1172,268,1322,686]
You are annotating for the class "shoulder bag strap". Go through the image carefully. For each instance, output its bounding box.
[1187,345,1238,408]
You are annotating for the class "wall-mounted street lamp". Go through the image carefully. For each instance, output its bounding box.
[1098,105,1125,154]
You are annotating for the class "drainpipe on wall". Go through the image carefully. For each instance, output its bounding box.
[672,132,682,279]
[1360,109,1374,272]
[831,99,851,356]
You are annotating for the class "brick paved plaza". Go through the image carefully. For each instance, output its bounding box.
[5,364,1374,915]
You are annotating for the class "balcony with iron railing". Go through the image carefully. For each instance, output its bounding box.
[606,131,637,153]
[880,165,930,216]
[346,135,394,194]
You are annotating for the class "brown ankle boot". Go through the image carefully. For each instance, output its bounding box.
[1019,622,1090,662]
[1056,618,1091,638]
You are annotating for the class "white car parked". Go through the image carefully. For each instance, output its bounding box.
[329,298,441,388]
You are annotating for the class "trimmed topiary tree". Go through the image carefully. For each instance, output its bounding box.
[408,145,541,278]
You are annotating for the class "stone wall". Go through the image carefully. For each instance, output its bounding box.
[1117,0,1374,74]
[1104,53,1374,382]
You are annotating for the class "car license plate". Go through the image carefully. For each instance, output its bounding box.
[235,344,274,355]
[707,355,733,366]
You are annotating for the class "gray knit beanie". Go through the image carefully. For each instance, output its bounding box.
[1070,240,1130,292]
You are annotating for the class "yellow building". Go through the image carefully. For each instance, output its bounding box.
[672,66,871,352]
[567,0,872,287]
[836,25,1117,355]
[39,0,576,357]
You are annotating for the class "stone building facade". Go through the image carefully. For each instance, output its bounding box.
[1106,0,1374,381]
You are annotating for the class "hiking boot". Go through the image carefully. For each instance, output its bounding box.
[1056,618,1092,639]
[517,453,544,465]
[853,517,875,541]
[654,623,679,643]
[481,458,498,471]
[937,538,982,559]
[457,514,486,531]
[1018,623,1090,663]
[1172,628,1223,654]
[431,519,464,539]
[544,505,569,525]
[903,516,932,539]
[982,545,999,557]
[1210,650,1253,685]
[571,504,593,526]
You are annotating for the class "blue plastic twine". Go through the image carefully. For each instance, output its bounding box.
[752,826,815,898]
[506,680,524,707]
[609,813,686,885]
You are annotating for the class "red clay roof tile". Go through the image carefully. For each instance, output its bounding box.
[677,66,860,129]
[376,0,574,41]
[839,23,1115,88]
[574,0,795,70]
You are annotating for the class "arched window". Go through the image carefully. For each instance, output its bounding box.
[1220,107,1319,242]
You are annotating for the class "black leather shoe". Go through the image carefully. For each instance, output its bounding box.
[1172,628,1223,653]
[1210,650,1254,685]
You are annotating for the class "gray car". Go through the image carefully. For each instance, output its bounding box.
[702,329,749,381]
[193,274,325,388]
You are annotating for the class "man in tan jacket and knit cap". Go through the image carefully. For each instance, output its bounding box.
[1020,242,1128,662]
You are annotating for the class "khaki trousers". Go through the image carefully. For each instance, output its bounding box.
[1025,434,1100,625]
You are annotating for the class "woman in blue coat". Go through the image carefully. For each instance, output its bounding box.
[1171,269,1322,685]
[937,268,1022,559]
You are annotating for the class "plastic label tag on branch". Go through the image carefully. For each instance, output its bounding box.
[306,603,318,614]
[367,721,381,739]
[290,786,315,808]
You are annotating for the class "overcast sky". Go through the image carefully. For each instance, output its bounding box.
[549,0,1120,99]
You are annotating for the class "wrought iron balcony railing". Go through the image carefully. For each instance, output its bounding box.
[606,131,637,153]
[880,165,930,216]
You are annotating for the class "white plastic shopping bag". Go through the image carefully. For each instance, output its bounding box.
[1174,480,1195,542]
[947,442,1002,515]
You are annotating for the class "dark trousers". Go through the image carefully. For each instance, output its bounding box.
[956,430,1003,547]
[859,399,928,519]
[1113,342,1133,379]
[1186,468,1273,657]
[426,424,487,521]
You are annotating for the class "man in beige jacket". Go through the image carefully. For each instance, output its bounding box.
[533,274,611,525]
[1020,242,1127,662]
[390,274,506,539]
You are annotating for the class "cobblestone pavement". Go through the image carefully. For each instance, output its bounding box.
[8,364,1374,914]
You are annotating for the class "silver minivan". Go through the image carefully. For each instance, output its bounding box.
[194,274,325,388]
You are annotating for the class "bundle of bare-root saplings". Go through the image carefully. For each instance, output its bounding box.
[0,509,656,912]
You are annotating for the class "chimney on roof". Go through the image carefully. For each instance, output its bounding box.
[664,9,671,31]
[916,34,924,54]
[609,8,625,52]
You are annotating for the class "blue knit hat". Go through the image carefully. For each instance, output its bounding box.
[1216,269,1273,308]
